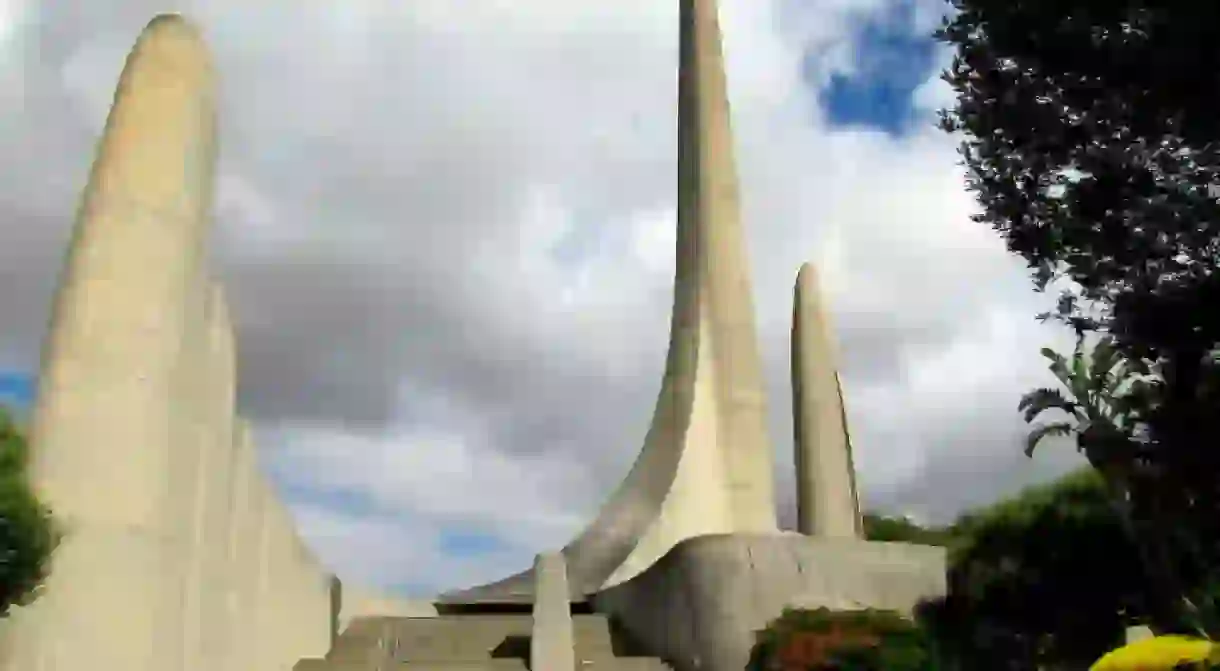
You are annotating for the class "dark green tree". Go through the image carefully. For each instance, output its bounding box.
[936,0,1220,345]
[1021,334,1149,495]
[936,0,1220,633]
[1020,335,1193,618]
[0,407,57,615]
[862,513,951,547]
[918,469,1150,670]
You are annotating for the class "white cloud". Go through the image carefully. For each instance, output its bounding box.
[1,0,1087,594]
[0,0,26,49]
[264,422,589,537]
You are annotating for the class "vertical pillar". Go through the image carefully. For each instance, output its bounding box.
[531,553,575,671]
[2,14,217,671]
[680,0,776,533]
[791,262,862,538]
[441,0,784,601]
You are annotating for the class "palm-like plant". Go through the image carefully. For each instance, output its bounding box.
[1020,335,1156,485]
[1020,335,1205,636]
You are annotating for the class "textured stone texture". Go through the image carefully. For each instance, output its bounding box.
[254,459,335,670]
[0,14,335,671]
[441,0,776,606]
[791,262,862,538]
[592,534,947,671]
[1,14,217,671]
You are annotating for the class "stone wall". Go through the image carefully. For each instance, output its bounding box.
[0,14,337,671]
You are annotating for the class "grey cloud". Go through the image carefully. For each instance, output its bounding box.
[5,0,1087,592]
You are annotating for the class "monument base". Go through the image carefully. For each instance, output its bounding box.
[590,533,947,671]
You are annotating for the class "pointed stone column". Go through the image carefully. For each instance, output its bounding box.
[680,0,776,534]
[1,14,217,671]
[442,0,780,602]
[791,262,862,538]
[605,0,778,583]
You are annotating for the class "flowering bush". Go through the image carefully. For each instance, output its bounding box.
[1089,635,1220,670]
[747,607,937,671]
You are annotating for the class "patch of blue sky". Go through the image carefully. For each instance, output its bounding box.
[0,371,34,408]
[275,478,510,561]
[815,0,942,136]
[277,480,385,519]
[436,528,508,558]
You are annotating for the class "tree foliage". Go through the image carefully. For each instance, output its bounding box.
[936,0,1220,635]
[936,0,1220,340]
[1023,334,1220,635]
[861,513,951,547]
[918,469,1150,670]
[0,407,56,616]
[1020,333,1151,469]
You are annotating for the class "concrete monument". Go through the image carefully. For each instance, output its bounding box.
[0,15,337,671]
[444,2,947,671]
[1,5,948,671]
[792,262,863,539]
[442,0,779,607]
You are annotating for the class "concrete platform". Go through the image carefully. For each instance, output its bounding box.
[592,533,947,671]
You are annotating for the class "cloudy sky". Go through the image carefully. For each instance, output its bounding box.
[3,0,1086,596]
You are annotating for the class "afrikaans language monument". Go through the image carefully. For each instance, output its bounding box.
[0,1,946,670]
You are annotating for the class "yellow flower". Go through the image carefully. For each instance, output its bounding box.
[1090,635,1218,670]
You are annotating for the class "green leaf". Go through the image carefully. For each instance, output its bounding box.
[1025,421,1075,457]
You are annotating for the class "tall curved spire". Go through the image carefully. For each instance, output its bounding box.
[792,262,862,538]
[441,0,776,603]
[3,15,218,670]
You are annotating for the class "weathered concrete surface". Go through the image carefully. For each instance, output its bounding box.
[256,467,335,670]
[791,262,862,538]
[170,250,210,671]
[183,284,240,671]
[287,530,338,662]
[0,14,217,671]
[0,15,338,670]
[592,534,947,671]
[441,0,776,605]
[225,419,270,671]
[531,553,576,671]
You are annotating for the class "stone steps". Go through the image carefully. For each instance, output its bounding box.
[292,612,669,671]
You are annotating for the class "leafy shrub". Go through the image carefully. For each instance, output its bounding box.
[862,514,951,547]
[0,408,57,614]
[748,607,938,671]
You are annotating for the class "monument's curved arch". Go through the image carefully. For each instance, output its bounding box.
[440,0,779,603]
[1,4,942,670]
